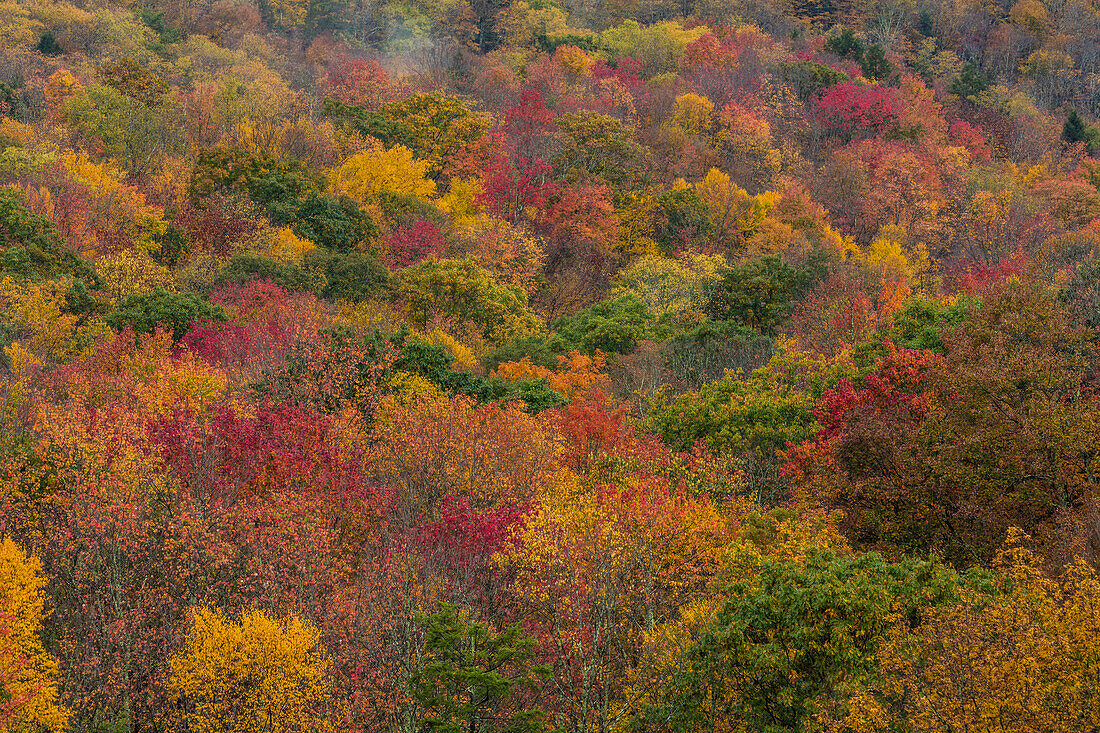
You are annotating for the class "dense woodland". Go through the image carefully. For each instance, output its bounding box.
[2,0,1100,729]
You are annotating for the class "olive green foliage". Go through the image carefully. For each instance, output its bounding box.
[384,329,562,410]
[64,277,103,317]
[325,94,489,179]
[773,61,849,100]
[648,549,972,733]
[657,187,713,252]
[398,258,541,343]
[378,93,490,177]
[293,195,378,252]
[36,31,64,56]
[860,45,892,80]
[824,28,892,80]
[304,248,391,302]
[845,295,978,372]
[152,223,190,268]
[98,57,170,107]
[888,295,977,352]
[553,110,649,186]
[950,63,989,98]
[645,369,817,455]
[135,7,182,52]
[106,287,227,341]
[1062,259,1100,329]
[483,332,569,373]
[217,253,324,294]
[665,321,776,388]
[0,83,26,120]
[413,603,547,733]
[1063,110,1100,153]
[63,84,178,173]
[188,147,321,223]
[553,294,670,355]
[376,190,445,232]
[706,255,824,335]
[535,32,601,54]
[323,98,416,149]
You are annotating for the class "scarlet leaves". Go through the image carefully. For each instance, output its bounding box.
[323,56,392,109]
[382,220,447,269]
[816,82,902,141]
[479,155,559,226]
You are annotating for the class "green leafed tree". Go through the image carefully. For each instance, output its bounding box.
[553,294,670,355]
[106,288,227,341]
[412,603,547,733]
[553,111,650,187]
[640,549,968,733]
[399,258,541,343]
[705,254,823,335]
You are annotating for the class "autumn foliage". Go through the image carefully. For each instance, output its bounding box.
[5,0,1100,729]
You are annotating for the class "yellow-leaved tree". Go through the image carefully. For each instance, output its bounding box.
[690,168,780,245]
[168,606,331,733]
[0,537,70,732]
[0,277,110,363]
[670,93,716,135]
[94,250,175,301]
[863,224,929,286]
[609,251,728,318]
[247,227,316,266]
[329,145,436,203]
[869,531,1100,733]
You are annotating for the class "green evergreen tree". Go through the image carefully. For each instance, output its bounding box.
[412,603,547,733]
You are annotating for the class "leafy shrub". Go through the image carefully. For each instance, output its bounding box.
[217,253,324,294]
[554,295,668,355]
[106,288,227,341]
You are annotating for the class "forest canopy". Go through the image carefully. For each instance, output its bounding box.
[2,0,1100,729]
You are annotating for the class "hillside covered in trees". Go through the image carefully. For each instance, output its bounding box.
[2,0,1100,729]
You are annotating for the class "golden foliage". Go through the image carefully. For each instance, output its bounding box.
[95,249,175,300]
[614,190,660,258]
[0,120,34,147]
[386,369,445,406]
[0,1,42,48]
[335,299,403,333]
[671,93,715,136]
[59,151,159,251]
[0,277,108,363]
[495,0,569,48]
[875,532,1100,733]
[437,177,483,225]
[420,328,479,371]
[863,225,929,285]
[248,227,316,265]
[0,538,69,732]
[692,168,780,242]
[168,605,331,733]
[555,44,593,79]
[329,145,436,203]
[610,251,727,317]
